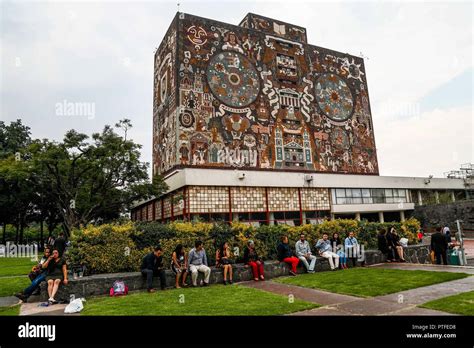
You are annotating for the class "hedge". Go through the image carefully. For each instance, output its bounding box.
[67,218,420,275]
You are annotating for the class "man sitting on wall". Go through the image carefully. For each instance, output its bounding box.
[187,240,211,287]
[15,247,51,302]
[315,233,340,271]
[141,246,167,293]
[295,234,316,273]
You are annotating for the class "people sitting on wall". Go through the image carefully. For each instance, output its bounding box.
[243,240,265,281]
[277,235,299,276]
[330,232,347,269]
[431,227,448,265]
[216,241,234,285]
[377,229,392,262]
[345,231,365,267]
[141,246,167,292]
[295,233,316,273]
[188,240,211,287]
[15,248,51,302]
[171,244,188,289]
[389,228,406,262]
[42,248,68,304]
[315,233,339,271]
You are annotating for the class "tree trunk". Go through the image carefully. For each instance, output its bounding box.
[19,220,24,244]
[15,220,19,244]
[40,219,44,250]
[2,223,6,244]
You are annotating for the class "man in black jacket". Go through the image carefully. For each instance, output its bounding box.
[141,246,166,292]
[431,227,448,265]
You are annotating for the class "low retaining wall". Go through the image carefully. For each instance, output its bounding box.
[34,246,429,302]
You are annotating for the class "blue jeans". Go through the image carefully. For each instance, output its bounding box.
[337,250,346,265]
[24,273,46,297]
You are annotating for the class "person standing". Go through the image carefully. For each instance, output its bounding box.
[295,234,316,273]
[431,227,448,265]
[277,236,299,276]
[315,233,339,270]
[53,232,67,257]
[187,240,211,287]
[141,246,167,292]
[243,240,264,281]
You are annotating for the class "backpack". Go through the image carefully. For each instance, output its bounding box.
[109,280,128,297]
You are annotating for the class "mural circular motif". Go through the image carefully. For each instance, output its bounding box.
[179,111,195,128]
[315,73,354,122]
[206,51,260,108]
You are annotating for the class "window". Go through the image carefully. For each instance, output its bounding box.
[333,188,407,205]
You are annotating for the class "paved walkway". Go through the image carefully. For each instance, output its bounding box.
[242,263,474,316]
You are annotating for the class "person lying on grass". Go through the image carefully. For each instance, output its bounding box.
[15,248,51,302]
[42,248,68,304]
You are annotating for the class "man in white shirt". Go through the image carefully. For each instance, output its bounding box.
[295,234,316,273]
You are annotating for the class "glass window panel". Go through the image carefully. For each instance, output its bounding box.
[361,189,370,197]
[363,197,373,204]
[386,197,395,203]
[352,189,362,197]
[385,189,393,197]
[352,197,362,204]
[372,189,384,197]
[345,189,353,197]
[337,197,347,205]
[398,189,406,198]
[336,189,346,197]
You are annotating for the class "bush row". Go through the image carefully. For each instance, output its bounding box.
[68,218,420,275]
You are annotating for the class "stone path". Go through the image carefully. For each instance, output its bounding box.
[369,262,474,274]
[0,296,20,307]
[19,302,71,316]
[242,263,474,316]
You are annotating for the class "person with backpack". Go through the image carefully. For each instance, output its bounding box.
[141,246,167,293]
[171,244,188,289]
[216,241,234,285]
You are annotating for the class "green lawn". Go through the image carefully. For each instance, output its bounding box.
[0,257,36,277]
[0,257,37,297]
[274,268,471,297]
[0,305,20,316]
[81,284,318,316]
[420,291,474,316]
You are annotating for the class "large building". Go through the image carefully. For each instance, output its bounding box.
[131,12,472,225]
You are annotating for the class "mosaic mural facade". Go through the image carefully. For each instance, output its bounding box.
[153,13,379,177]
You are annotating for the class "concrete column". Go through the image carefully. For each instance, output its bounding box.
[232,213,239,222]
[330,213,335,221]
[355,212,361,221]
[400,210,405,222]
[451,191,456,202]
[301,211,307,225]
[417,190,423,206]
[269,212,275,226]
[378,211,384,223]
[434,190,440,204]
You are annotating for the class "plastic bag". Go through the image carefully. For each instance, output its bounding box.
[399,238,408,247]
[64,298,85,314]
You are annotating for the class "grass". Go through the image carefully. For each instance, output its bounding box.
[274,268,471,297]
[0,257,36,277]
[81,284,318,316]
[0,305,20,316]
[419,291,474,316]
[0,257,37,297]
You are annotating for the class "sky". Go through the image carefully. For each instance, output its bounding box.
[1,0,472,179]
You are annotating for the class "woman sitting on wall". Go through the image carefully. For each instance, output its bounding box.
[389,227,406,262]
[330,232,347,269]
[171,244,188,288]
[277,235,299,276]
[216,241,234,285]
[243,240,265,281]
[42,248,68,304]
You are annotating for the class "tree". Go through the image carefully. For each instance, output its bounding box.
[29,120,167,235]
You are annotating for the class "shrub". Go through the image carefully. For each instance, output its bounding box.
[69,218,421,275]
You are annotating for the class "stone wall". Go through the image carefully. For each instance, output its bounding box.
[35,246,429,303]
[412,200,474,232]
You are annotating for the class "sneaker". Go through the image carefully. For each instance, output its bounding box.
[202,282,209,287]
[229,280,233,284]
[223,280,227,285]
[254,278,259,281]
[49,298,57,304]
[308,270,315,274]
[289,270,297,276]
[147,288,156,293]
